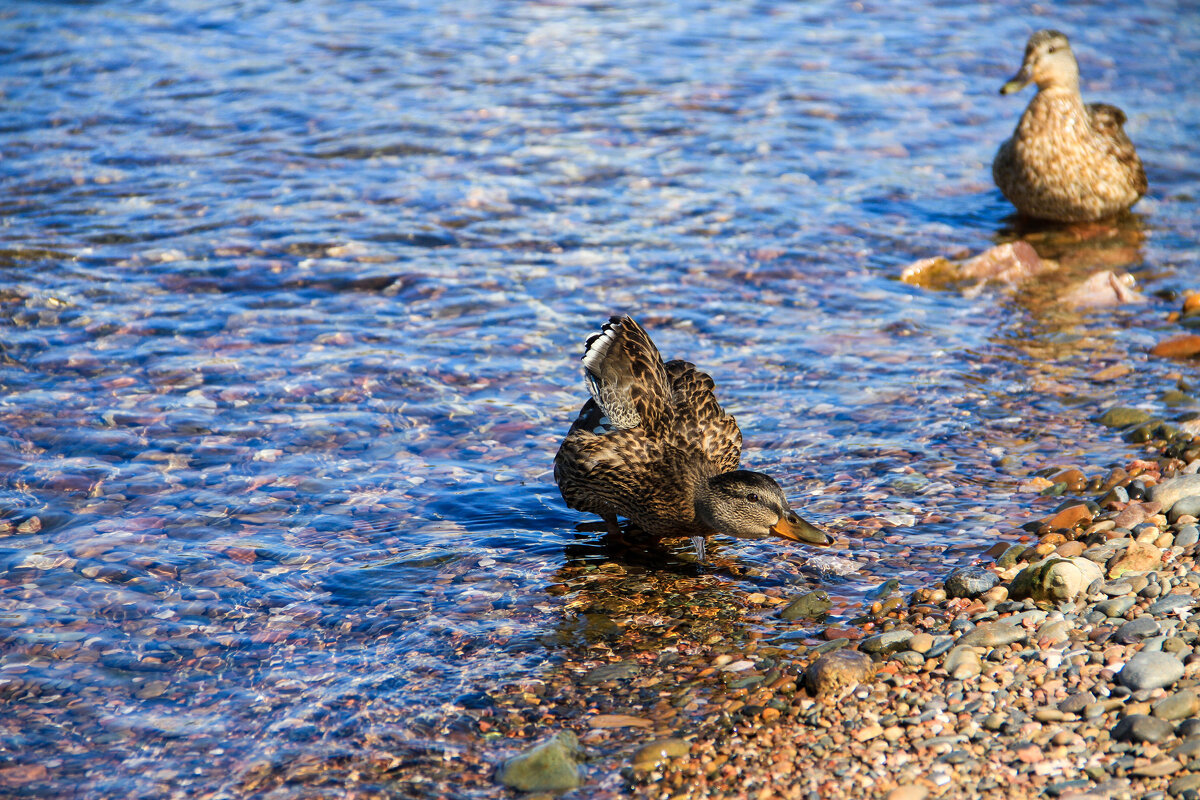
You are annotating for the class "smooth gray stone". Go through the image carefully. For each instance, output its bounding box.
[925,636,955,659]
[1176,525,1200,549]
[1112,713,1174,743]
[1149,475,1200,512]
[944,566,999,599]
[1116,616,1161,644]
[859,629,913,656]
[1171,496,1200,523]
[1097,596,1137,617]
[1058,690,1097,714]
[957,622,1027,648]
[892,651,925,667]
[1150,594,1196,616]
[1121,651,1186,692]
[1100,579,1135,596]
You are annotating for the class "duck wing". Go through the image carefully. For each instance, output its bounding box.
[664,359,742,473]
[1088,102,1148,197]
[580,315,671,432]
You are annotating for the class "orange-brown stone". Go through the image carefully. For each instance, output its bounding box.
[1152,335,1200,359]
[1045,503,1093,531]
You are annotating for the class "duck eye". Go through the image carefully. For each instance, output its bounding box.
[746,493,760,504]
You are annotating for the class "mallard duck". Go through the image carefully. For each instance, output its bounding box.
[992,29,1147,223]
[554,315,830,555]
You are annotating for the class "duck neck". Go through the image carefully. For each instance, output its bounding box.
[689,467,723,531]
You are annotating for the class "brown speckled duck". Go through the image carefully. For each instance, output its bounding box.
[554,315,830,555]
[992,29,1147,222]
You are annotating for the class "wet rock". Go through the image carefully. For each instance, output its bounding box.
[995,544,1026,569]
[581,662,638,684]
[1112,714,1174,743]
[630,738,689,770]
[1116,616,1161,644]
[1121,651,1186,692]
[1154,690,1200,721]
[805,649,875,699]
[497,731,583,792]
[1109,542,1163,578]
[1063,270,1145,308]
[1046,502,1093,530]
[1150,476,1200,513]
[1098,407,1154,428]
[1153,334,1200,360]
[860,630,914,657]
[779,590,833,620]
[957,622,1026,648]
[1010,557,1103,603]
[944,566,999,599]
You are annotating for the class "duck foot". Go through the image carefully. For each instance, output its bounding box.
[690,536,707,562]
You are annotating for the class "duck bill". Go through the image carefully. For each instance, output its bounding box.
[1000,66,1031,95]
[770,515,831,546]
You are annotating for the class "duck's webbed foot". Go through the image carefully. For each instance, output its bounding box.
[690,535,707,562]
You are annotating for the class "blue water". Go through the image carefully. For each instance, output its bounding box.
[1,0,1198,796]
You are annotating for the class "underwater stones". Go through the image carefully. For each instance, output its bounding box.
[1098,407,1154,428]
[630,738,689,771]
[805,649,875,699]
[1152,334,1200,360]
[944,566,999,599]
[779,590,833,621]
[1120,651,1185,692]
[497,732,583,792]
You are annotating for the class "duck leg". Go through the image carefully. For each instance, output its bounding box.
[690,535,707,562]
[602,514,621,537]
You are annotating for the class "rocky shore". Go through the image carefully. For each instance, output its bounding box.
[480,412,1200,797]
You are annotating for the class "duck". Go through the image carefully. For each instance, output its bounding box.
[992,29,1147,223]
[554,315,830,557]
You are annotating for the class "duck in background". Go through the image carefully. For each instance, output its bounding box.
[993,29,1146,223]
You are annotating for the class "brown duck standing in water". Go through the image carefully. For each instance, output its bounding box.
[993,29,1147,223]
[554,315,830,558]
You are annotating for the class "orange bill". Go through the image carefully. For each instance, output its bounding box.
[770,513,831,546]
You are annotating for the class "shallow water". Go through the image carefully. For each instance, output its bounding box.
[1,0,1198,795]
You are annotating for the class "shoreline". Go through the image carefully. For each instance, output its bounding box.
[440,387,1200,798]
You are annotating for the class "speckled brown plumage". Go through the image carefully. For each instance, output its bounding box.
[993,29,1146,223]
[554,316,740,537]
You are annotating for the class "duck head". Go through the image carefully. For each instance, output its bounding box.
[695,470,831,545]
[1001,29,1079,95]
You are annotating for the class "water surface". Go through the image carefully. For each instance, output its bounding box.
[1,0,1198,796]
